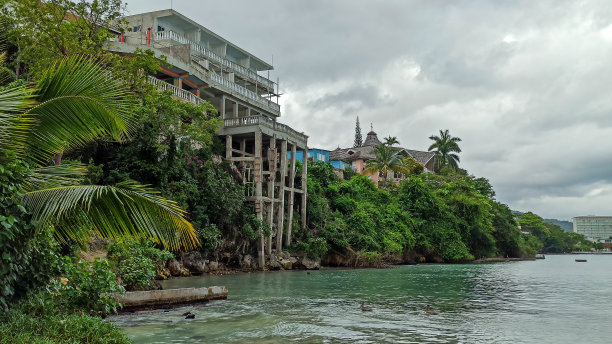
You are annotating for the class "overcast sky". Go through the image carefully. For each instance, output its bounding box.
[124,0,612,221]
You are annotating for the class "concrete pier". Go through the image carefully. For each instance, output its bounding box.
[116,286,228,310]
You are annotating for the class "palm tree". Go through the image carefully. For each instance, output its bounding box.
[364,144,406,187]
[428,129,462,172]
[0,56,198,250]
[383,136,399,146]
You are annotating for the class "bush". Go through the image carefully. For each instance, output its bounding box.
[0,311,132,344]
[107,240,173,291]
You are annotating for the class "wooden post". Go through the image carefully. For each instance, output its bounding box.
[276,140,287,253]
[254,131,264,269]
[301,147,308,229]
[285,143,297,247]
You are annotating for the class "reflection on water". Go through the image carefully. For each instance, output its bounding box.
[112,255,612,343]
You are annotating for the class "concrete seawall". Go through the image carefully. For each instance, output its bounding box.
[117,286,228,311]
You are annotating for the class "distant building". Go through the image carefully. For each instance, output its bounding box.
[289,148,330,163]
[330,130,435,185]
[573,216,612,241]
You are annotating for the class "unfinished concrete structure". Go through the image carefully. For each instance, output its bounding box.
[107,9,308,268]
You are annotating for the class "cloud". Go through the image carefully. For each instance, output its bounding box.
[126,0,612,220]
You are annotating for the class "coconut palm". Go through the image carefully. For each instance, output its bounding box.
[384,136,399,146]
[0,56,198,250]
[364,144,406,187]
[428,129,462,172]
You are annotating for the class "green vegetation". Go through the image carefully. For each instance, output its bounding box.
[518,212,596,253]
[108,240,173,290]
[428,129,462,172]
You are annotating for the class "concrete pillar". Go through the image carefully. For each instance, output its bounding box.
[266,135,276,256]
[276,140,287,253]
[254,131,264,269]
[173,77,183,88]
[220,95,226,119]
[285,143,297,247]
[225,135,232,160]
[301,147,308,229]
[240,139,246,157]
[233,102,238,119]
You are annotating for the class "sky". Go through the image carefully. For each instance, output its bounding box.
[124,0,612,221]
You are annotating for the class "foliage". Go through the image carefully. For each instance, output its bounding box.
[364,143,406,188]
[3,0,126,79]
[0,311,132,344]
[428,129,462,172]
[50,257,124,316]
[107,240,173,291]
[354,116,362,147]
[517,213,594,253]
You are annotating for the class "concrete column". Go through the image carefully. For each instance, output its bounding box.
[220,95,226,119]
[266,135,276,256]
[254,130,264,269]
[240,139,246,157]
[173,77,183,88]
[301,147,308,229]
[233,102,238,119]
[225,135,232,160]
[276,140,288,253]
[285,143,297,247]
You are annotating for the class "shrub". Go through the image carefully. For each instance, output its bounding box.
[107,240,173,291]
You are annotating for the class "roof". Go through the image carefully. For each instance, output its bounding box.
[330,145,435,166]
[363,131,382,147]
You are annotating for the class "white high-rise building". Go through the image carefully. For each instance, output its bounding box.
[573,216,612,240]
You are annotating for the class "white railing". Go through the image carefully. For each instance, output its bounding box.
[223,115,307,142]
[148,76,203,105]
[210,73,280,113]
[155,31,275,90]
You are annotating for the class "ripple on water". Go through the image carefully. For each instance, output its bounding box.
[113,255,612,344]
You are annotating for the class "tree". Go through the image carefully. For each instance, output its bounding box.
[0,56,198,250]
[428,129,462,172]
[384,136,399,146]
[353,116,363,147]
[364,144,406,188]
[2,0,125,79]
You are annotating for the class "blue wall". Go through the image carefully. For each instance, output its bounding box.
[288,149,329,163]
[331,160,349,170]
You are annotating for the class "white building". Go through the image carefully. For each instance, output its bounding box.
[573,216,612,241]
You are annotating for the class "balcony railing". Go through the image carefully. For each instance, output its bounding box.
[154,31,275,90]
[224,115,307,142]
[148,76,203,105]
[210,73,280,113]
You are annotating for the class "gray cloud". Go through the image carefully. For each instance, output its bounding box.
[126,0,612,220]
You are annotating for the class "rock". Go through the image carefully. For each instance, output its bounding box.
[182,251,206,275]
[280,258,293,270]
[180,267,191,277]
[155,268,171,280]
[301,257,320,270]
[208,261,219,272]
[167,258,181,277]
[268,256,282,270]
[242,255,254,269]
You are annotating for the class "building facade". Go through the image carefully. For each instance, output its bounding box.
[330,130,435,185]
[573,216,612,241]
[108,9,308,267]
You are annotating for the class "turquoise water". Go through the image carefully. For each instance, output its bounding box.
[113,254,612,343]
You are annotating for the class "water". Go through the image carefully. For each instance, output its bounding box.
[113,254,612,343]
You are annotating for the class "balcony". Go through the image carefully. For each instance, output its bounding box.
[223,115,308,145]
[209,73,280,113]
[154,31,275,90]
[148,76,203,105]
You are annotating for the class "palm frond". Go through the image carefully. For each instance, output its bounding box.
[0,85,36,158]
[25,56,133,164]
[24,163,87,191]
[21,181,199,251]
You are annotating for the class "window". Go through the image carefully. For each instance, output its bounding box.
[132,25,142,32]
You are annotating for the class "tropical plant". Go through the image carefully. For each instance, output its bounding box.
[383,136,399,146]
[364,144,406,187]
[0,56,198,250]
[428,129,462,172]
